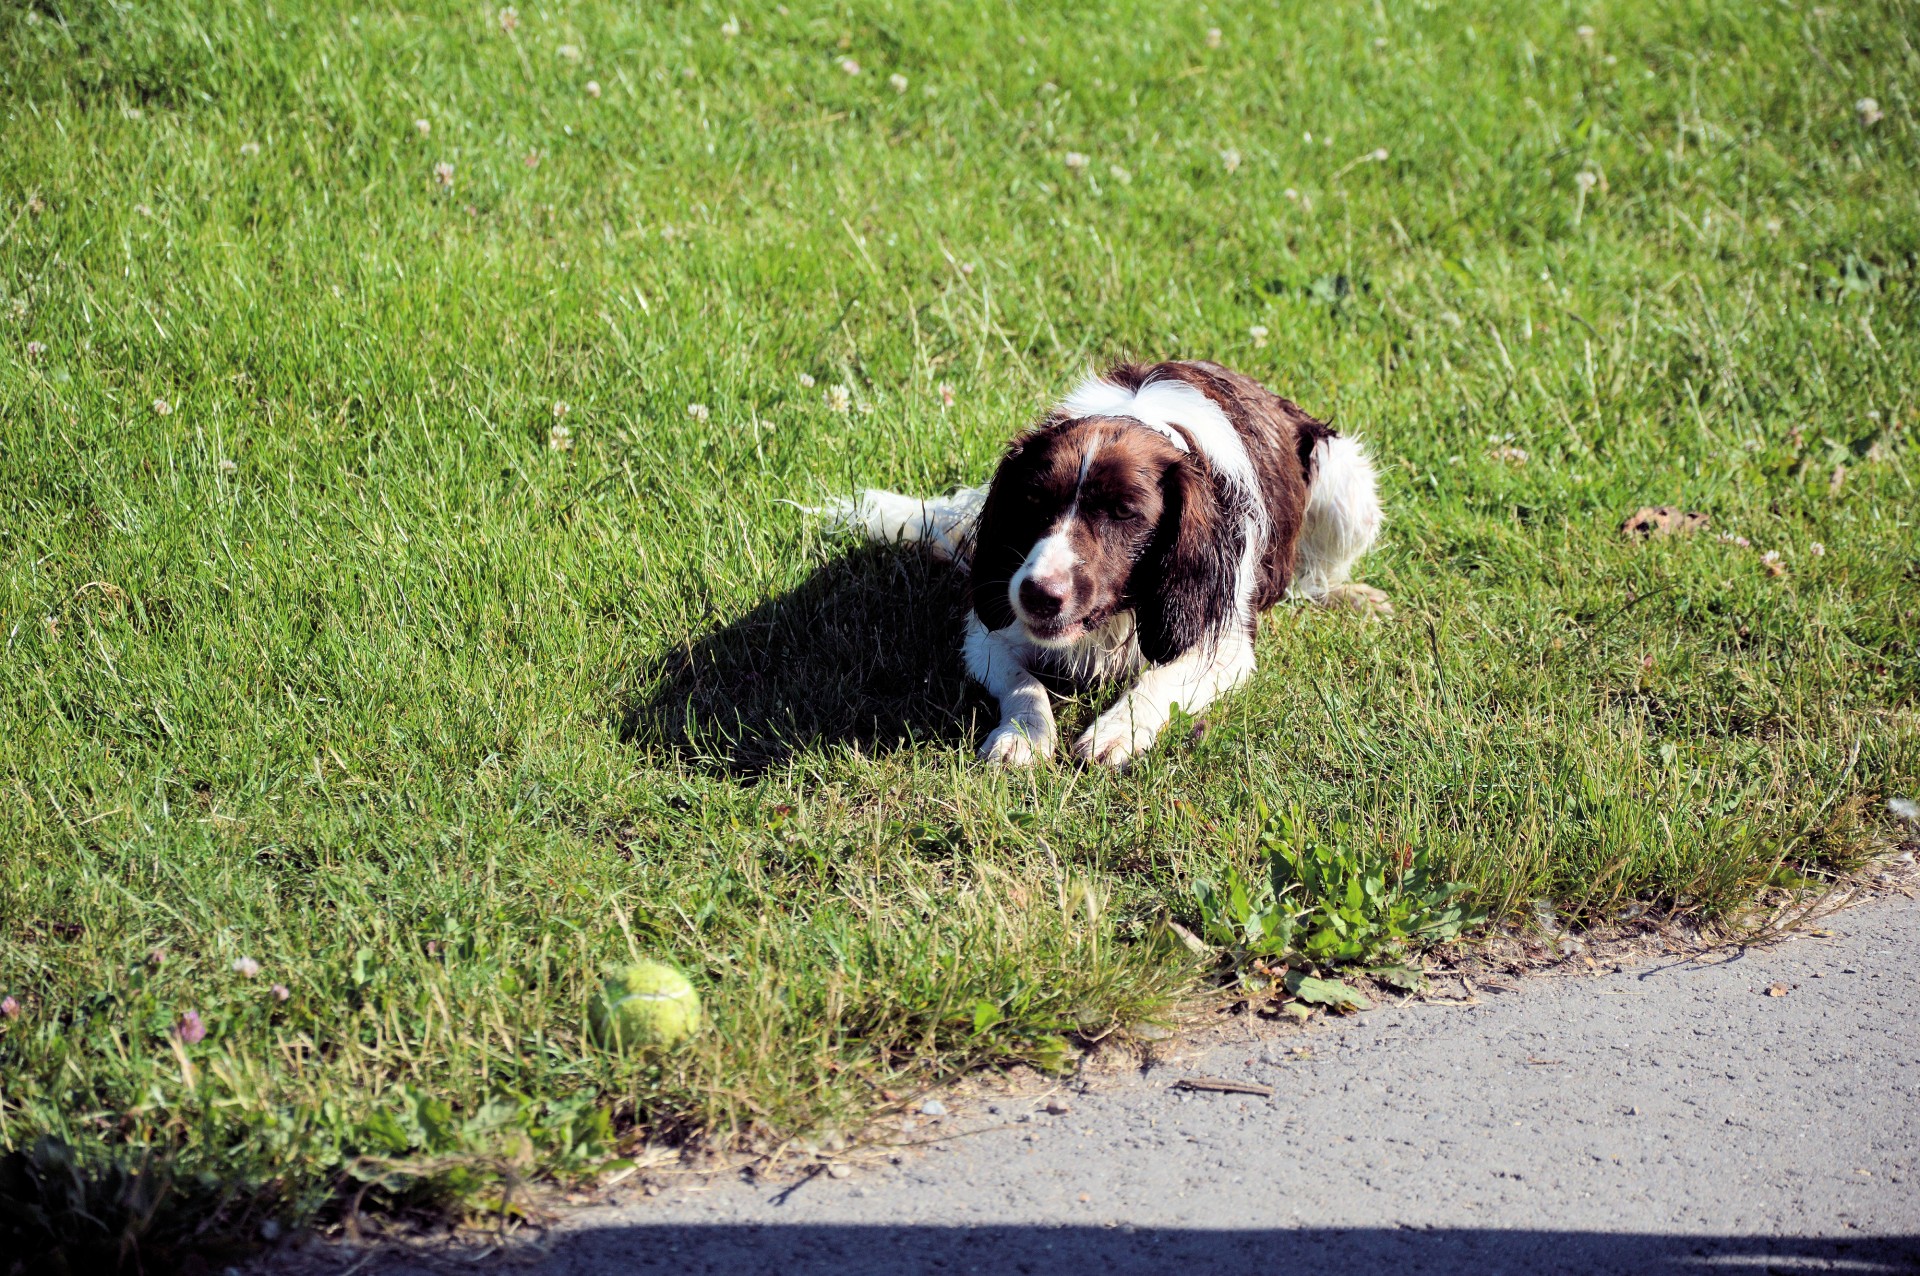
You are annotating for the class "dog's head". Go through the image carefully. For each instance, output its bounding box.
[967,416,1239,662]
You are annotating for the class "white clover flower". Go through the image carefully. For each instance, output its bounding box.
[687,402,710,421]
[218,458,237,473]
[1489,446,1529,464]
[1856,97,1884,126]
[240,141,261,156]
[232,957,260,978]
[1221,148,1242,174]
[415,118,431,136]
[1576,24,1596,40]
[889,73,908,93]
[839,57,861,75]
[1109,164,1132,184]
[721,16,740,37]
[152,398,172,416]
[272,984,291,1002]
[798,372,815,388]
[557,43,582,61]
[433,161,455,188]
[552,401,569,418]
[1064,151,1089,171]
[1809,542,1825,557]
[1249,325,1269,348]
[25,341,45,360]
[938,382,955,409]
[497,6,519,33]
[585,81,601,98]
[826,384,851,413]
[549,422,573,450]
[1206,27,1223,48]
[1575,171,1598,194]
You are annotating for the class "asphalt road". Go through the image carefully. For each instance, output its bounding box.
[364,890,1920,1275]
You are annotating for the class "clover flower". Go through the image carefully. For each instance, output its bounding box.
[232,957,260,978]
[175,1010,206,1044]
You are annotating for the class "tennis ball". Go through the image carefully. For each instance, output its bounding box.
[588,961,701,1050]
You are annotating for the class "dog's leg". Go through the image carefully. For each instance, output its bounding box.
[1072,631,1256,768]
[818,487,987,566]
[963,616,1056,765]
[1295,435,1390,617]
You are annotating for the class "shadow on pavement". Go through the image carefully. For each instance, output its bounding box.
[497,1223,1920,1275]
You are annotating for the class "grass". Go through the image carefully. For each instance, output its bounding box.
[2,0,1916,1258]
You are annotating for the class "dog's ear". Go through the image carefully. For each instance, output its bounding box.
[965,435,1051,632]
[1131,455,1240,664]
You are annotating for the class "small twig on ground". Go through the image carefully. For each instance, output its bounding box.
[1174,1076,1275,1098]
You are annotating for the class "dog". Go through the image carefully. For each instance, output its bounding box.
[826,360,1386,768]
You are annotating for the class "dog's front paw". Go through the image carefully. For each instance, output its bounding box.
[1072,706,1163,769]
[981,720,1053,767]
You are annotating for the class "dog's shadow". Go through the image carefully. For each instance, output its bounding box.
[618,548,987,778]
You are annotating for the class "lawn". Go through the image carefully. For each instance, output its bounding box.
[2,0,1916,1258]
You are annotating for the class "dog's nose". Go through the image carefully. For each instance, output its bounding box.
[1018,577,1064,621]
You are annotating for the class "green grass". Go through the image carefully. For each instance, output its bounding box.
[2,0,1916,1255]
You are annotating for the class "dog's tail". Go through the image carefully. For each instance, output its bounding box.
[1294,434,1383,601]
[814,486,988,568]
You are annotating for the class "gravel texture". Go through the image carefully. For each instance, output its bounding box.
[361,891,1920,1274]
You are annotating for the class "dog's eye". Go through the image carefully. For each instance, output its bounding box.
[1105,505,1140,523]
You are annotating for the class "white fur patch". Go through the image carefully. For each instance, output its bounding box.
[818,486,987,567]
[1009,525,1078,632]
[1059,373,1258,501]
[1295,435,1381,597]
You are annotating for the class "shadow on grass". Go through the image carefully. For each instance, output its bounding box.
[618,547,984,777]
[380,1223,1920,1274]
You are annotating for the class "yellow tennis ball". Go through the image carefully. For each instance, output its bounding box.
[588,961,701,1050]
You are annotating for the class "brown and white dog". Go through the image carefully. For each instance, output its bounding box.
[828,360,1385,768]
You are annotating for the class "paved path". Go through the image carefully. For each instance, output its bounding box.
[373,892,1920,1274]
